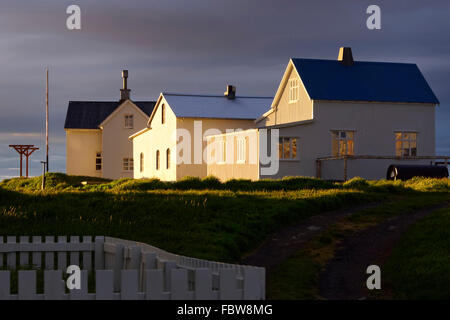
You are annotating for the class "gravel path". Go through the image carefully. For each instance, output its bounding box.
[318,203,449,300]
[241,203,381,269]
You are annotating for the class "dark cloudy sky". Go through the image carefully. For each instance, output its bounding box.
[0,0,449,180]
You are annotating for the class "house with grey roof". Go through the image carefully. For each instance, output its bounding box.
[129,87,272,180]
[206,47,441,181]
[64,70,155,179]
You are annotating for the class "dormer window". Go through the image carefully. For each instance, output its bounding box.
[289,78,299,103]
[124,114,133,129]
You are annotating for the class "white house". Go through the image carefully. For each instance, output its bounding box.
[64,71,156,179]
[206,47,440,180]
[129,88,272,181]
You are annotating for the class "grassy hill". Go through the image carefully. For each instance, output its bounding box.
[0,173,448,263]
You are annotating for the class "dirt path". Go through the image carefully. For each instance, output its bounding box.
[318,202,449,300]
[241,202,381,269]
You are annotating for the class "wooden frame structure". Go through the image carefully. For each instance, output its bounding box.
[9,144,39,178]
[316,155,450,181]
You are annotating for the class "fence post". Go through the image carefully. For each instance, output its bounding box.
[164,261,177,292]
[57,236,67,270]
[121,270,139,300]
[70,270,89,300]
[171,268,188,300]
[19,236,29,266]
[96,270,114,300]
[0,271,10,300]
[219,269,238,300]
[18,270,36,300]
[82,236,92,270]
[145,269,164,300]
[7,236,16,269]
[94,236,105,270]
[44,270,64,300]
[113,244,124,292]
[44,236,54,269]
[195,268,213,300]
[144,252,157,269]
[129,246,141,270]
[31,236,42,268]
[243,268,261,300]
[70,236,80,266]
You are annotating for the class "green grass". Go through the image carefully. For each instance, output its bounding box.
[0,174,448,266]
[383,206,450,299]
[266,252,320,300]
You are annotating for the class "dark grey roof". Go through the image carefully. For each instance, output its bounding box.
[64,101,156,129]
[291,58,439,104]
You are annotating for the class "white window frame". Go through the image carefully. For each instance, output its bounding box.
[331,130,355,156]
[123,158,134,172]
[236,137,246,164]
[124,114,134,129]
[95,152,102,171]
[289,78,299,104]
[166,148,170,169]
[218,139,226,164]
[140,153,144,173]
[395,131,418,157]
[278,137,299,160]
[156,150,160,170]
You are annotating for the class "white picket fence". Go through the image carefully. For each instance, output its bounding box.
[0,236,265,300]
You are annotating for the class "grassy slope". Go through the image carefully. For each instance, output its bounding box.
[0,174,448,267]
[383,206,450,299]
[0,174,380,263]
[266,191,450,300]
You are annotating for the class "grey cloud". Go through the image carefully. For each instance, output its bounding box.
[0,0,449,178]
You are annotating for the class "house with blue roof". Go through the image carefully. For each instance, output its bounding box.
[64,70,156,179]
[207,47,440,181]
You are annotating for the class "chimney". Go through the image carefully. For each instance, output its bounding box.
[224,85,236,99]
[338,47,354,66]
[120,70,131,101]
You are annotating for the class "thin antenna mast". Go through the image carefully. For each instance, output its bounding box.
[46,68,49,172]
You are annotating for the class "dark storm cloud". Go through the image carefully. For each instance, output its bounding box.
[0,0,449,178]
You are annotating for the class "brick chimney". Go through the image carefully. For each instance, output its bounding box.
[120,70,131,101]
[338,47,354,66]
[224,85,236,99]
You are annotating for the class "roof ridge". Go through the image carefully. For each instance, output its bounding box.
[291,58,417,66]
[69,100,156,103]
[163,92,273,99]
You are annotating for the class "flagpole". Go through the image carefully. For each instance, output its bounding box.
[46,68,49,172]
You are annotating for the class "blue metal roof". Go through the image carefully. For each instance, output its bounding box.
[64,101,156,129]
[162,93,273,119]
[291,58,439,104]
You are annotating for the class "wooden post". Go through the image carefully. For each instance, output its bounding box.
[9,145,39,178]
[20,152,23,177]
[26,154,29,178]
